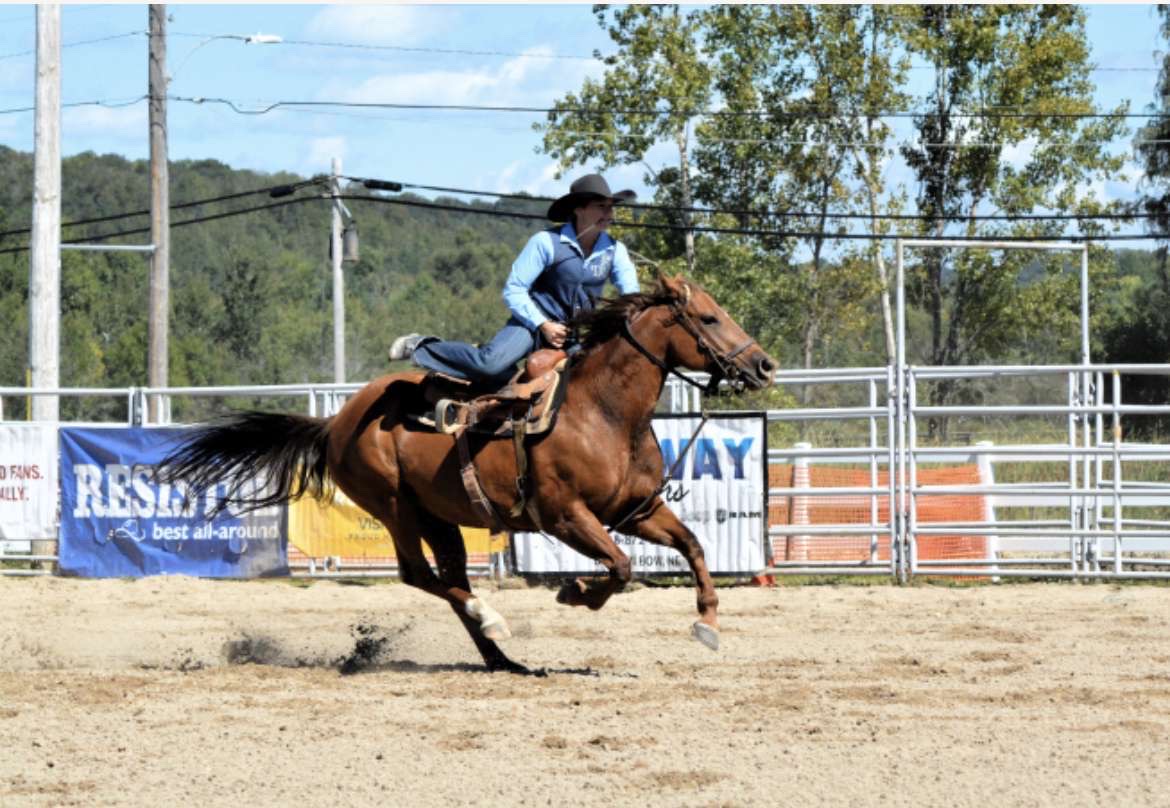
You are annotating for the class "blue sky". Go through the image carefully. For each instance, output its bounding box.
[0,3,1164,227]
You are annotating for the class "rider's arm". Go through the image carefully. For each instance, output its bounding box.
[611,242,640,294]
[502,231,554,332]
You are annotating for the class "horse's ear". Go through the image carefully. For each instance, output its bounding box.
[661,273,691,305]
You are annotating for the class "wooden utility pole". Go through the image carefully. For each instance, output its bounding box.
[28,4,61,565]
[28,4,61,423]
[148,4,170,420]
[331,157,345,384]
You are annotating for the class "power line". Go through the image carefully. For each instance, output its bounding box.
[167,29,1160,72]
[1088,66,1161,72]
[0,178,326,241]
[0,169,1141,249]
[168,94,1152,121]
[336,193,1152,242]
[560,130,1158,150]
[0,95,146,116]
[168,30,598,61]
[0,188,1154,257]
[908,64,1158,73]
[0,197,318,256]
[0,30,144,61]
[349,176,1140,223]
[228,101,1148,151]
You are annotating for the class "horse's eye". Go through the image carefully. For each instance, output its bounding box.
[700,315,719,326]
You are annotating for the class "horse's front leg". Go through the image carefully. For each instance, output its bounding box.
[624,498,721,650]
[548,501,633,611]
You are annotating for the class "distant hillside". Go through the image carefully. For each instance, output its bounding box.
[0,148,545,416]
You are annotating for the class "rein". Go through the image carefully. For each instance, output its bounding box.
[620,317,714,393]
[608,294,757,533]
[609,412,707,534]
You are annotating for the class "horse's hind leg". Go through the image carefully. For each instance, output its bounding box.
[356,491,523,672]
[416,509,533,675]
[624,499,721,650]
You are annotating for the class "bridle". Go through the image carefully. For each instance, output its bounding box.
[608,288,759,533]
[619,289,757,396]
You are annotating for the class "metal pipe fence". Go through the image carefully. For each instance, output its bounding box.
[665,357,1170,581]
[905,364,1170,579]
[4,359,1170,581]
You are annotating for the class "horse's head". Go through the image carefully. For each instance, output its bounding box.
[656,273,777,392]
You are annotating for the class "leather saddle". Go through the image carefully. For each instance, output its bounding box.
[410,349,571,533]
[415,348,570,438]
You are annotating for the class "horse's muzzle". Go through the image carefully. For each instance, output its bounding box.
[746,350,777,389]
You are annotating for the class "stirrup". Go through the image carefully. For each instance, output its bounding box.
[435,398,464,435]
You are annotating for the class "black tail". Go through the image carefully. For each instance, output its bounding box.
[157,411,332,515]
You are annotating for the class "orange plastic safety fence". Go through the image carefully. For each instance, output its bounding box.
[769,464,988,563]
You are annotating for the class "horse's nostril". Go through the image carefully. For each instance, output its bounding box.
[758,357,776,376]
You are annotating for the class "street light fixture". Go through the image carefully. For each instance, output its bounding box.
[168,31,283,86]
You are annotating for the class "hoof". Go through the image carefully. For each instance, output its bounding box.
[482,619,512,642]
[487,658,546,677]
[556,579,586,606]
[691,621,720,651]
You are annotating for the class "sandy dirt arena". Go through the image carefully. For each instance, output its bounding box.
[2,576,1170,807]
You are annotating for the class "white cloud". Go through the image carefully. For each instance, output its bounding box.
[1001,136,1037,170]
[1108,157,1141,202]
[606,160,650,190]
[0,62,31,93]
[1074,176,1108,203]
[532,161,563,194]
[305,5,452,45]
[475,159,562,198]
[343,71,493,106]
[490,160,524,193]
[63,103,147,140]
[479,155,660,204]
[334,47,553,107]
[307,136,347,173]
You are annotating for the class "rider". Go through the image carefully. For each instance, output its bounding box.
[388,173,640,386]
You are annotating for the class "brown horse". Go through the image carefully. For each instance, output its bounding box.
[160,274,776,673]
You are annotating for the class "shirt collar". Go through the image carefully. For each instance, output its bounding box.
[559,221,614,256]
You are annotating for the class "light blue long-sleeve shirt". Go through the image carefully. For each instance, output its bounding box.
[502,221,639,332]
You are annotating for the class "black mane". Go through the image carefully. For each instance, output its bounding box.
[571,288,676,349]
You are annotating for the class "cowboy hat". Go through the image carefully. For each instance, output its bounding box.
[547,174,636,222]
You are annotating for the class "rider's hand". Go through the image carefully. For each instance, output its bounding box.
[539,321,568,349]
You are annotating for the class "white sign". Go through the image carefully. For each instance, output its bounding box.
[0,424,58,544]
[513,414,767,574]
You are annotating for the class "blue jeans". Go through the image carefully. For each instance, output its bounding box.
[412,317,538,386]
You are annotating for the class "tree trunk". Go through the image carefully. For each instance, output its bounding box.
[675,124,696,274]
[873,227,896,366]
[853,144,897,366]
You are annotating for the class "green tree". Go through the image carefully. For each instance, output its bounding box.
[1137,5,1170,278]
[696,6,896,381]
[832,6,912,364]
[1103,7,1170,430]
[538,4,712,272]
[899,5,1128,378]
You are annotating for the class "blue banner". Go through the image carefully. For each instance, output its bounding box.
[59,427,288,578]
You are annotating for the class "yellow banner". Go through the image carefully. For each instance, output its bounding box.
[288,489,504,560]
